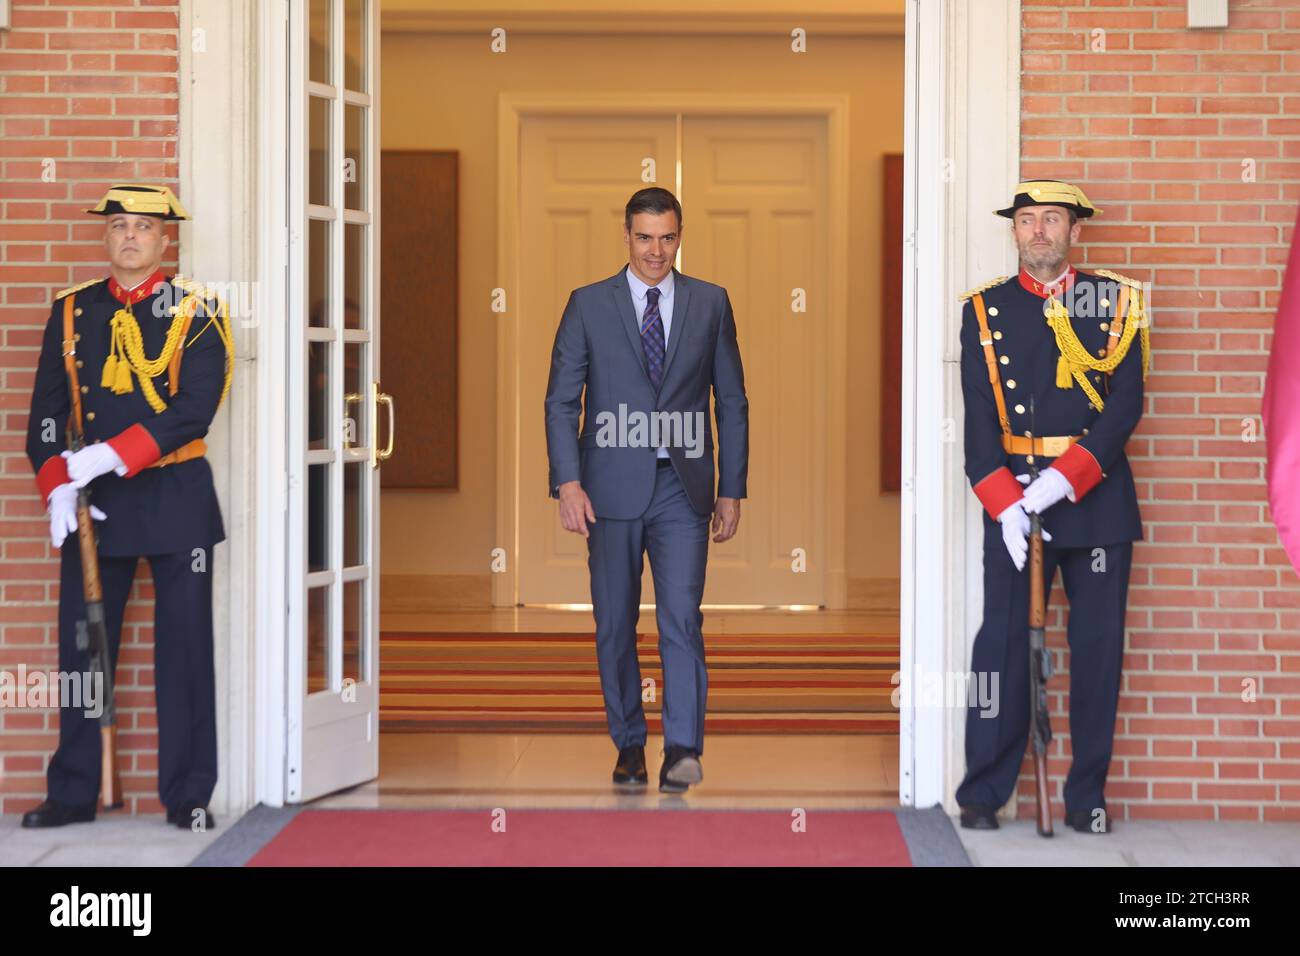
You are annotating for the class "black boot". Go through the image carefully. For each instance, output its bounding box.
[958,805,1000,830]
[1065,807,1112,833]
[21,798,96,829]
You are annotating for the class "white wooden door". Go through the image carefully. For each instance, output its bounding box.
[517,112,828,607]
[680,115,828,606]
[286,0,388,803]
[517,114,679,606]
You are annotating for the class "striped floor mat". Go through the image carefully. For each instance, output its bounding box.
[379,632,900,734]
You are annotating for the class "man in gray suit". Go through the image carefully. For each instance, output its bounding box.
[544,187,749,793]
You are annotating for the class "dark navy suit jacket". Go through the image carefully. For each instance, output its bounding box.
[26,275,227,556]
[960,268,1145,548]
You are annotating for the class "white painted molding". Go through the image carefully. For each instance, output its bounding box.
[899,0,1020,810]
[178,0,263,815]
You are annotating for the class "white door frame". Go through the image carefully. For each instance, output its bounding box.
[183,0,1021,812]
[899,0,1021,808]
[181,0,294,809]
[177,0,287,813]
[495,92,852,612]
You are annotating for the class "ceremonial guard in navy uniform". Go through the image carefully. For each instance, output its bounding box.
[22,185,234,829]
[954,181,1151,834]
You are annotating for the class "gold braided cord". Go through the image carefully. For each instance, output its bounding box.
[101,281,235,414]
[103,303,190,412]
[1043,276,1150,412]
[171,280,235,412]
[1095,269,1152,382]
[193,291,236,412]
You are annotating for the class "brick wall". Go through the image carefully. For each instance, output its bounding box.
[1020,0,1300,821]
[0,0,180,815]
[3,0,1298,824]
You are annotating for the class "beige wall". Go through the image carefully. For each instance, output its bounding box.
[379,27,905,592]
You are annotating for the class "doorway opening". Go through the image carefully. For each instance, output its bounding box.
[350,12,907,812]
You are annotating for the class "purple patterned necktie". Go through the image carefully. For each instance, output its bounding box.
[641,286,666,391]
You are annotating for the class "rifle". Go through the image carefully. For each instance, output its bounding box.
[1027,396,1054,837]
[64,360,123,811]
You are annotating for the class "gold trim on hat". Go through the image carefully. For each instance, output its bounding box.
[84,184,191,220]
[1011,180,1099,215]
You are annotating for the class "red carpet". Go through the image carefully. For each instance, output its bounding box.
[246,809,913,867]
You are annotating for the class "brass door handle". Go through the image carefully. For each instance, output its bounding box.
[372,382,395,468]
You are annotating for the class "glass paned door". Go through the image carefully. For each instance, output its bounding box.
[287,0,389,803]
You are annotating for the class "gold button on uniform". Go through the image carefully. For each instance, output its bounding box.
[80,385,88,394]
[1015,404,1025,414]
[76,360,84,368]
[1097,348,1106,357]
[74,308,83,317]
[1000,355,1009,365]
[988,307,999,317]
[1100,299,1110,309]
[993,330,1002,340]
[1006,379,1017,389]
[1082,428,1090,435]
[86,411,95,421]
[1100,322,1109,331]
[1026,454,1036,465]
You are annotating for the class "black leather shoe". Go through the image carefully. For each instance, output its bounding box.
[958,805,1000,830]
[612,745,648,786]
[21,798,96,829]
[659,744,703,793]
[1065,808,1112,833]
[170,803,216,831]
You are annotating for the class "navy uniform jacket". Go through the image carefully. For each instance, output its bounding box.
[959,267,1145,549]
[26,271,227,556]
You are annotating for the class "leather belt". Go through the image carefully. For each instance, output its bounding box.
[1001,434,1081,457]
[151,438,206,468]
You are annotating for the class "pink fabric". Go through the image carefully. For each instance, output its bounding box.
[1264,202,1300,579]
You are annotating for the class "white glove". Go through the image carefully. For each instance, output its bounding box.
[1016,467,1074,514]
[62,444,127,488]
[997,500,1051,572]
[47,483,106,550]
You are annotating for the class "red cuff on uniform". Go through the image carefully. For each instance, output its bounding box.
[35,455,69,502]
[1053,443,1103,501]
[973,466,1023,520]
[106,423,161,477]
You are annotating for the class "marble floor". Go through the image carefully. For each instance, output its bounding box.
[312,731,901,811]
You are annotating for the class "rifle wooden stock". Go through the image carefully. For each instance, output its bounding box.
[1028,512,1053,837]
[66,419,122,811]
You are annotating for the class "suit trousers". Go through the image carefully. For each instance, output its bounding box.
[50,542,218,811]
[955,524,1132,816]
[587,462,711,754]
